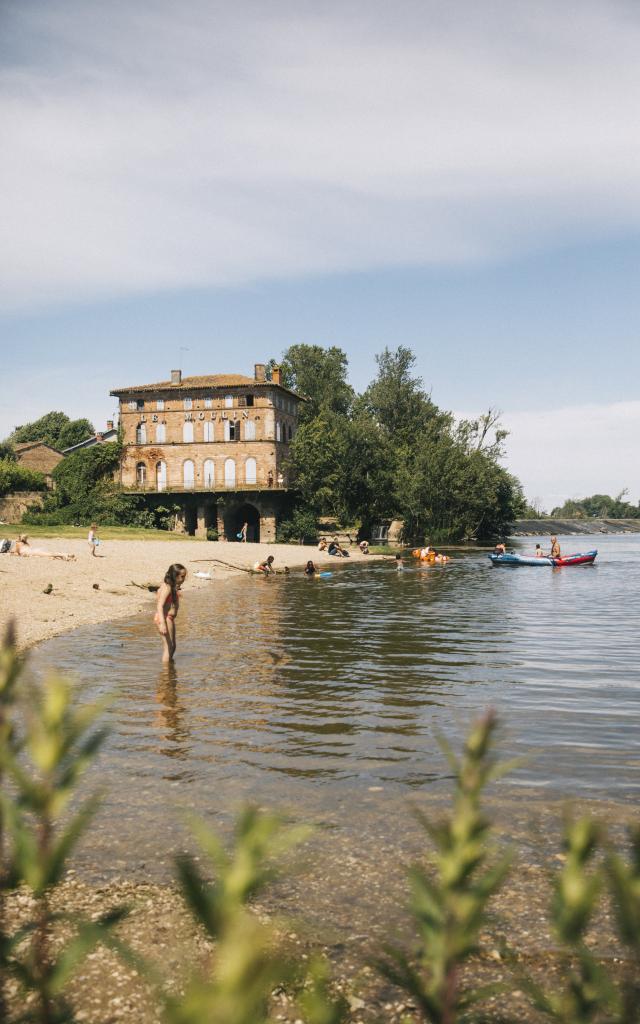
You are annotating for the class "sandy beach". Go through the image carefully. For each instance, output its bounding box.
[0,538,379,650]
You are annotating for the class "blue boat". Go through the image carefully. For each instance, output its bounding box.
[489,550,597,567]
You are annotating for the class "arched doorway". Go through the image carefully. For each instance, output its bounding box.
[224,502,260,542]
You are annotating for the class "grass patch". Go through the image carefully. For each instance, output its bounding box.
[0,524,202,542]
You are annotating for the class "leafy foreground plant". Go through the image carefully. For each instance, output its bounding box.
[0,623,127,1024]
[377,711,512,1024]
[164,807,347,1024]
[519,817,640,1024]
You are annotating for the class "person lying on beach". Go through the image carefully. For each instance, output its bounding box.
[154,563,187,663]
[254,555,275,574]
[304,560,317,575]
[12,535,76,561]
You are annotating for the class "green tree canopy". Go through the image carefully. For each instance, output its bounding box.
[8,411,94,451]
[277,344,355,419]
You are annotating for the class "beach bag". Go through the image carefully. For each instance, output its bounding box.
[0,539,10,554]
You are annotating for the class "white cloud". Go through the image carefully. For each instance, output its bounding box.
[2,0,640,308]
[502,401,640,511]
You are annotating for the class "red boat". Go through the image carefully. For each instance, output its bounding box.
[553,550,598,566]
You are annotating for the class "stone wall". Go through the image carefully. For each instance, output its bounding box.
[0,491,45,524]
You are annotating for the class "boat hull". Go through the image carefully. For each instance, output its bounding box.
[489,550,597,567]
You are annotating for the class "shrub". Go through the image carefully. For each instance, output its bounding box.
[277,508,318,544]
[0,458,47,497]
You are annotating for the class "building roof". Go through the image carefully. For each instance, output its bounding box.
[62,429,119,454]
[110,373,303,399]
[14,441,63,455]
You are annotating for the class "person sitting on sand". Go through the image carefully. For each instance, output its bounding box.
[12,535,75,561]
[154,563,187,663]
[317,537,328,551]
[359,540,369,554]
[304,560,317,576]
[254,555,275,574]
[550,536,561,559]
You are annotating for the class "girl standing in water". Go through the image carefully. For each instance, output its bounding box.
[154,563,187,663]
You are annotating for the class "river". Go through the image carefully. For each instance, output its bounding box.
[29,534,640,880]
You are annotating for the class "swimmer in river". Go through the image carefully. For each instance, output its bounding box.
[154,563,187,663]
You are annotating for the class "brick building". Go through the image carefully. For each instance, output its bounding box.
[14,442,64,487]
[110,364,303,540]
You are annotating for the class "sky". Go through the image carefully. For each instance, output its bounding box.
[1,0,639,511]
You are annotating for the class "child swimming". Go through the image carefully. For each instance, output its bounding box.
[154,563,187,663]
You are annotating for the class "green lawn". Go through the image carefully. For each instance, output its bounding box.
[0,524,202,542]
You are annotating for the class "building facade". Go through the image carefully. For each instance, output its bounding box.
[110,364,302,540]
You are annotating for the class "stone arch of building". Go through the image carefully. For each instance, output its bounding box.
[224,502,260,542]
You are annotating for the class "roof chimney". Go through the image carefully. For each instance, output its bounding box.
[171,369,182,385]
[272,365,282,386]
[254,363,266,382]
[106,420,114,431]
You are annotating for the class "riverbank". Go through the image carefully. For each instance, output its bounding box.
[4,792,634,1023]
[512,517,640,536]
[0,538,380,649]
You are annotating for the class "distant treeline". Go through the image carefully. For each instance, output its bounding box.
[550,492,640,519]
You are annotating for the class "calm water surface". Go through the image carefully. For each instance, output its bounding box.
[30,534,640,874]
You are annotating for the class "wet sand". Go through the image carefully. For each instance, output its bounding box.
[0,538,379,649]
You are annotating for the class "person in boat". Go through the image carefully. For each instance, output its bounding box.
[550,536,561,559]
[494,542,506,555]
[254,555,275,574]
[154,563,187,663]
[304,560,317,576]
[535,544,544,557]
[420,545,433,559]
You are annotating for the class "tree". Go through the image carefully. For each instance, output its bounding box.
[285,414,346,515]
[361,346,450,447]
[278,344,354,420]
[8,411,94,450]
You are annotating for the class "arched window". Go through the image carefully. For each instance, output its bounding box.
[156,461,167,491]
[204,459,214,487]
[183,460,195,488]
[156,424,166,443]
[224,458,236,488]
[276,421,282,442]
[244,420,256,441]
[183,421,194,443]
[136,462,147,486]
[136,423,146,444]
[204,421,214,442]
[245,457,257,485]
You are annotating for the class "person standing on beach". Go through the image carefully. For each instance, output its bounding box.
[88,523,101,557]
[240,521,248,542]
[154,563,187,663]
